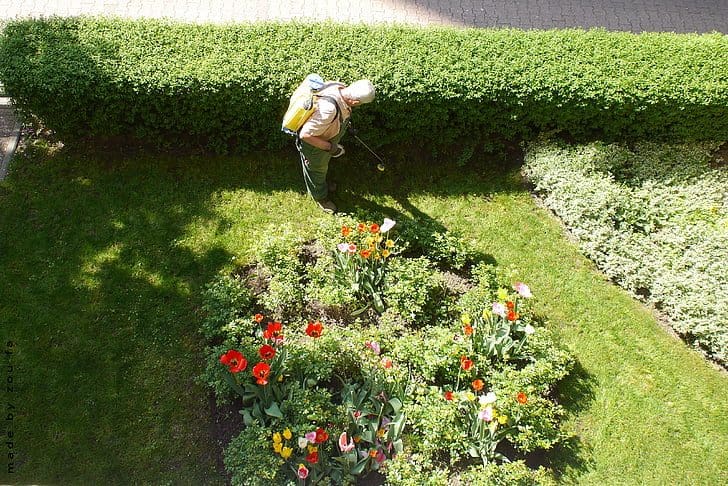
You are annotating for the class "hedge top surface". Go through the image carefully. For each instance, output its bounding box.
[1,17,727,151]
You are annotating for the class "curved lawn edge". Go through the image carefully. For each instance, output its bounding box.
[414,188,728,484]
[0,144,725,484]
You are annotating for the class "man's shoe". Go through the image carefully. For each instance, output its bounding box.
[328,181,337,193]
[316,199,337,214]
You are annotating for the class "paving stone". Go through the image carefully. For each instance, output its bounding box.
[1,0,726,33]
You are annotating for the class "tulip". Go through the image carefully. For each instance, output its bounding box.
[381,218,396,233]
[338,432,355,452]
[492,302,506,318]
[513,282,533,298]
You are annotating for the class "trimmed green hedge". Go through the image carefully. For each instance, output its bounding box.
[1,17,727,154]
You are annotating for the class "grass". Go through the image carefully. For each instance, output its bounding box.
[0,141,726,484]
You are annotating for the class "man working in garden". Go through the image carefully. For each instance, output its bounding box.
[296,79,375,214]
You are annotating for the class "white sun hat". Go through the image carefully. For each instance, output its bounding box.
[343,79,375,104]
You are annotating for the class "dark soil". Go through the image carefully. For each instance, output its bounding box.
[710,141,728,168]
[208,394,245,485]
[441,270,475,295]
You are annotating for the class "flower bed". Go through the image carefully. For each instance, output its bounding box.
[522,140,728,365]
[200,216,574,485]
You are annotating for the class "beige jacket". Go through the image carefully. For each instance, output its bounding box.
[298,84,351,141]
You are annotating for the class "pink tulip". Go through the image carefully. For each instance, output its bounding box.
[337,242,349,252]
[297,465,309,479]
[513,282,533,298]
[304,431,317,443]
[338,432,355,452]
[375,450,386,463]
[478,406,494,422]
[492,302,506,317]
[365,340,381,355]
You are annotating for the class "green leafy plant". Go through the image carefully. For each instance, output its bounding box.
[205,218,575,484]
[523,140,728,363]
[332,218,398,313]
[460,283,537,363]
[3,18,726,155]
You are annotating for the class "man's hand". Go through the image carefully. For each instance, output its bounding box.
[329,143,345,158]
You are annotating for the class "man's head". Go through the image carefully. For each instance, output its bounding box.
[341,79,375,107]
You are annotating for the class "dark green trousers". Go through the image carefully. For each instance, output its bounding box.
[297,124,347,201]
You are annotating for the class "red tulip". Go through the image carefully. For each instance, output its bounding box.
[220,350,247,373]
[305,450,319,464]
[258,344,275,360]
[315,427,329,443]
[460,355,474,371]
[252,362,271,385]
[263,322,283,341]
[306,321,323,338]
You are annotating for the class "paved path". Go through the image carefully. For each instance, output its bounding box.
[0,95,21,181]
[2,0,727,33]
[1,1,726,179]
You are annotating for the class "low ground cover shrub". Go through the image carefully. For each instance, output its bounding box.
[199,215,574,484]
[1,18,726,155]
[523,140,728,364]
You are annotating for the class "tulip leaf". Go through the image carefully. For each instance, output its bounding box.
[351,458,369,475]
[265,402,283,418]
[388,397,402,414]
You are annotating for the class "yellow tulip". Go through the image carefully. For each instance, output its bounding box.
[386,239,394,248]
[497,288,509,301]
[281,446,293,459]
[461,313,471,325]
[273,442,283,454]
[307,445,318,453]
[272,432,282,444]
[498,415,508,425]
[382,249,390,258]
[283,428,292,440]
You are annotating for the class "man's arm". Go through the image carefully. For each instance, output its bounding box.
[299,98,339,151]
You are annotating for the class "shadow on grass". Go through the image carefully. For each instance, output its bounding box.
[0,136,536,482]
[0,143,242,482]
[546,359,598,479]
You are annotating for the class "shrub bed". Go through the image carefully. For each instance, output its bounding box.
[1,18,726,154]
[522,140,728,364]
[199,216,573,484]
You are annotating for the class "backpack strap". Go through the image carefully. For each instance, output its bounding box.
[315,94,342,126]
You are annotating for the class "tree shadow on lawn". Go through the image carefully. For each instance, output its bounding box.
[545,359,598,479]
[2,137,553,481]
[1,145,242,481]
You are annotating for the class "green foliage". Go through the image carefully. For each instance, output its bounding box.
[383,257,449,325]
[224,424,286,486]
[200,274,253,339]
[456,461,557,486]
[457,263,500,312]
[384,453,450,486]
[390,326,465,384]
[397,220,479,270]
[2,18,727,154]
[427,231,478,270]
[205,214,575,483]
[523,140,728,364]
[255,229,306,317]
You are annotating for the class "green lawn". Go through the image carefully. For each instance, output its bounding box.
[1,143,726,484]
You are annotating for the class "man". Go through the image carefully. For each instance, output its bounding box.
[296,79,375,213]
